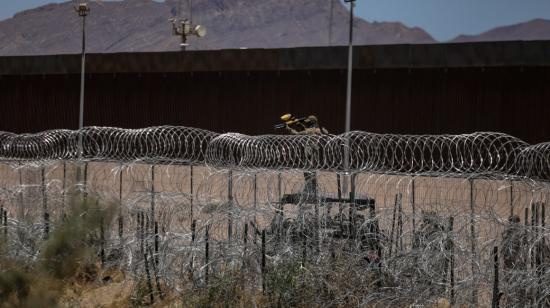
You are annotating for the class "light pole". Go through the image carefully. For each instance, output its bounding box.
[76,2,89,183]
[343,0,355,193]
[170,18,206,51]
[344,0,355,137]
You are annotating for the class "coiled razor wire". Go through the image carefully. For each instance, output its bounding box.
[0,126,549,306]
[0,126,548,179]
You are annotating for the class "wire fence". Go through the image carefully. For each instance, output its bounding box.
[0,126,549,306]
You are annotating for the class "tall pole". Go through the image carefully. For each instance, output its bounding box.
[345,0,355,137]
[76,3,89,184]
[342,0,355,196]
[79,11,86,134]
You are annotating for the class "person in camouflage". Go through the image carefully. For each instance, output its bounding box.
[282,115,328,199]
[284,115,329,136]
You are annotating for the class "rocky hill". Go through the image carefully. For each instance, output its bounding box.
[0,0,435,56]
[451,18,550,42]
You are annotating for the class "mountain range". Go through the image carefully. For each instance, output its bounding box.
[451,18,550,43]
[0,0,548,56]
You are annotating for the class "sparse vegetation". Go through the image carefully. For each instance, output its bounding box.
[0,194,115,308]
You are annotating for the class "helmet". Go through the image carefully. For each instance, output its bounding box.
[280,114,292,122]
[307,115,318,123]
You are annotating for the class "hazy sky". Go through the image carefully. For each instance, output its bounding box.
[350,0,550,41]
[1,0,550,41]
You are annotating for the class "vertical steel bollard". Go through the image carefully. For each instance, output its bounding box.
[205,224,210,286]
[144,251,154,304]
[337,173,344,236]
[3,209,6,242]
[398,192,403,252]
[145,212,150,249]
[524,206,530,273]
[18,165,23,220]
[44,212,49,241]
[535,203,542,304]
[154,221,159,266]
[469,178,478,306]
[277,172,283,240]
[302,228,307,267]
[492,246,500,308]
[531,203,536,273]
[262,229,267,294]
[42,167,49,240]
[542,203,546,228]
[449,216,455,305]
[509,180,514,217]
[119,166,123,244]
[149,247,164,300]
[118,216,124,245]
[62,162,66,216]
[253,174,258,244]
[541,203,546,305]
[228,169,233,243]
[349,173,356,238]
[150,165,155,229]
[314,200,320,255]
[192,220,196,242]
[411,178,416,247]
[244,222,248,244]
[389,193,399,258]
[0,206,3,241]
[83,162,88,201]
[190,165,194,222]
[2,208,7,240]
[100,218,105,266]
[140,212,145,255]
[190,219,196,281]
[243,222,248,268]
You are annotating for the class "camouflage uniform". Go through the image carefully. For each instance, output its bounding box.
[284,115,327,135]
[285,115,328,198]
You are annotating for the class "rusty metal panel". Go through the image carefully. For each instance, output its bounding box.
[2,41,550,76]
[522,40,550,66]
[1,43,550,144]
[1,66,550,144]
[369,44,410,68]
[410,44,447,68]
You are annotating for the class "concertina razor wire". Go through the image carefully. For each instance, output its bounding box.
[0,126,549,306]
[0,126,548,179]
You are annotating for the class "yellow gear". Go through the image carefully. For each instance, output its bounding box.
[280,114,292,122]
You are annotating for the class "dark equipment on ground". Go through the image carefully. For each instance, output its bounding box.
[272,113,378,242]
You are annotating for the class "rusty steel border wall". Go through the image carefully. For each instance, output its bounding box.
[0,41,549,143]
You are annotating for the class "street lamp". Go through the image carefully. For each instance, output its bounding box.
[342,0,355,200]
[75,2,89,183]
[170,18,207,51]
[76,3,88,132]
[344,0,355,138]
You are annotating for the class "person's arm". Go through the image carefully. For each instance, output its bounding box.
[303,127,322,135]
[285,125,300,135]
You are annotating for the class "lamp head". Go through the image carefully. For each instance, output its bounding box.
[182,20,192,35]
[194,25,207,38]
[76,3,89,17]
